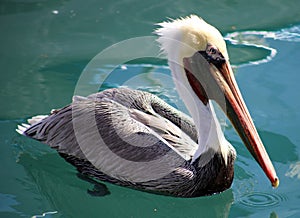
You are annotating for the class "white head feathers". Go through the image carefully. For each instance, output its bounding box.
[155,15,229,61]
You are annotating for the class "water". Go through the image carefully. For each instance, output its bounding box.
[1,0,300,217]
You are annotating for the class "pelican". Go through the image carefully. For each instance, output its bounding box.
[17,15,279,197]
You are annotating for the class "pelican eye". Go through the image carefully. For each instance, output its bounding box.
[209,47,217,54]
[198,44,226,69]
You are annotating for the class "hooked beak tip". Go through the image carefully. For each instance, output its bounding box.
[272,177,280,188]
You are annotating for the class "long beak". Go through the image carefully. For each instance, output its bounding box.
[183,52,279,188]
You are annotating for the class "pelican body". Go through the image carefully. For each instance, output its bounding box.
[17,15,278,197]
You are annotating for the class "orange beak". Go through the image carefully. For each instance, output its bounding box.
[183,52,279,188]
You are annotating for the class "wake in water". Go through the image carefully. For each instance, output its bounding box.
[224,23,300,67]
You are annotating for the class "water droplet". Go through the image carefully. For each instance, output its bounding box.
[121,65,127,70]
[52,10,59,15]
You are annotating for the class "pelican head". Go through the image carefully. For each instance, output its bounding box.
[156,15,279,188]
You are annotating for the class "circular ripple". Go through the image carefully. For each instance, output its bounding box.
[239,192,286,208]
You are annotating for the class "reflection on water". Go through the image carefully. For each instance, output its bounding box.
[1,0,300,217]
[0,193,19,213]
[286,162,300,179]
[259,130,298,163]
[270,211,278,218]
[17,151,234,218]
[5,25,300,218]
[15,129,298,217]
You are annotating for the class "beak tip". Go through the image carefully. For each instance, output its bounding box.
[272,177,280,188]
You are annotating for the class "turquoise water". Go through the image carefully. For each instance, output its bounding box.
[1,0,300,217]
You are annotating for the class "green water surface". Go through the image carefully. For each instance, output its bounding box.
[1,1,300,217]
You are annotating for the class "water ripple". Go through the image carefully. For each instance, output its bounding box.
[32,211,58,218]
[239,192,287,208]
[224,24,300,67]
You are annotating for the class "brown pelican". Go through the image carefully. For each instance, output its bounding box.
[16,15,279,197]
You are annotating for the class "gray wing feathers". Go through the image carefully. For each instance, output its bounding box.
[89,88,198,141]
[150,97,198,142]
[24,105,86,159]
[24,88,197,182]
[93,88,198,158]
[130,108,197,159]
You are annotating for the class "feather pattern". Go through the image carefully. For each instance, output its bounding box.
[20,88,235,197]
[15,14,246,196]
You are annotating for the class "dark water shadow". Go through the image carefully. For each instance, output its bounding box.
[259,130,298,163]
[17,151,234,218]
